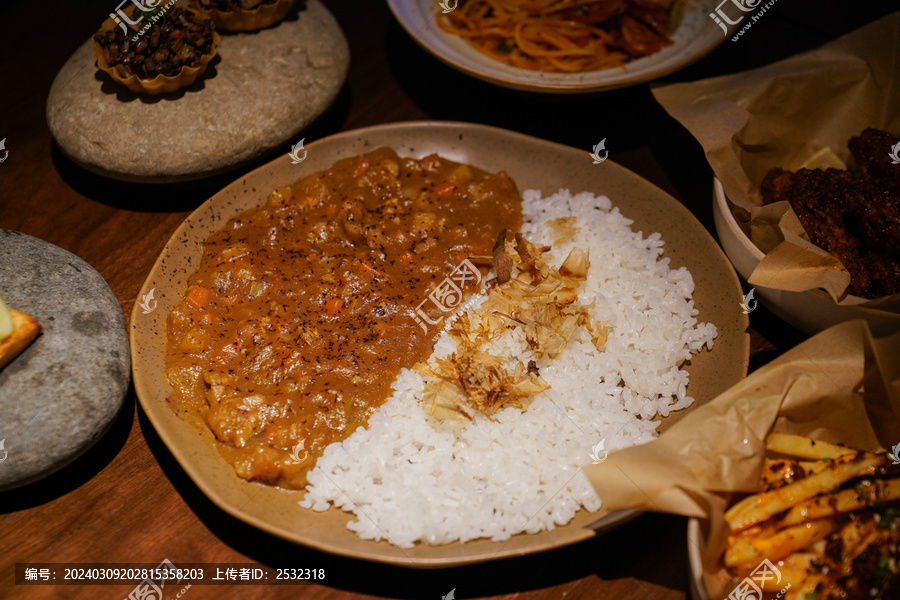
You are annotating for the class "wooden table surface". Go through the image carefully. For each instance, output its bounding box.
[0,1,894,598]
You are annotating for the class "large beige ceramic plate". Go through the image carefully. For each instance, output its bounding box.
[387,0,730,93]
[131,121,749,566]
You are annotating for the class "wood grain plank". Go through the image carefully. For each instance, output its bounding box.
[0,0,892,598]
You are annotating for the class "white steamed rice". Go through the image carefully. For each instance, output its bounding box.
[298,189,717,547]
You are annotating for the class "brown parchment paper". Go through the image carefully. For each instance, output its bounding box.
[583,320,900,599]
[651,13,900,311]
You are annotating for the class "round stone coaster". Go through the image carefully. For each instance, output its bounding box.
[0,230,130,491]
[46,0,349,183]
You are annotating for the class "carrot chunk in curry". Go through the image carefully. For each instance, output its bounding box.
[166,148,523,489]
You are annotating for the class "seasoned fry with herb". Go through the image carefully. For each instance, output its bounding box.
[724,434,900,599]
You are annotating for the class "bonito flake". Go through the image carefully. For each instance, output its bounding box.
[419,230,608,421]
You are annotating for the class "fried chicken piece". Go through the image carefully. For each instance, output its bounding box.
[842,181,900,262]
[760,128,900,299]
[760,168,894,297]
[848,127,900,187]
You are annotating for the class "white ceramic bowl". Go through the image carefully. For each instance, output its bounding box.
[687,518,709,600]
[712,178,900,335]
[387,0,729,93]
[689,518,738,600]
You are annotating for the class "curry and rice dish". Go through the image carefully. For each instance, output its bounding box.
[166,149,521,489]
[167,150,717,546]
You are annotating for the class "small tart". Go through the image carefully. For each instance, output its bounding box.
[191,0,295,32]
[92,5,219,95]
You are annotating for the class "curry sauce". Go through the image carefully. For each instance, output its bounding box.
[166,148,522,488]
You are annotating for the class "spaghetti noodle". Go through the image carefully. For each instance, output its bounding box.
[437,0,674,73]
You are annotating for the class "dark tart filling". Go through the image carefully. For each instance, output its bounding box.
[93,6,215,80]
[196,0,281,10]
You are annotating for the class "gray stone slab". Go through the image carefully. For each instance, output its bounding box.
[46,0,348,183]
[0,230,130,491]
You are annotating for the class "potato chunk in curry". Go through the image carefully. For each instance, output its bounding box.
[166,148,522,489]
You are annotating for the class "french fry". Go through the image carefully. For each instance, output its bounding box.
[780,479,900,526]
[759,458,838,487]
[760,456,847,488]
[725,518,837,569]
[731,552,822,590]
[759,553,824,591]
[760,459,804,488]
[725,434,900,599]
[797,459,838,476]
[726,453,885,532]
[785,585,823,600]
[837,517,882,560]
[765,433,857,460]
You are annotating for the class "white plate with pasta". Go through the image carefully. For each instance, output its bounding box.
[387,0,731,93]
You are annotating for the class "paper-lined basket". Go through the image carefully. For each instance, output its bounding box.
[583,320,900,599]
